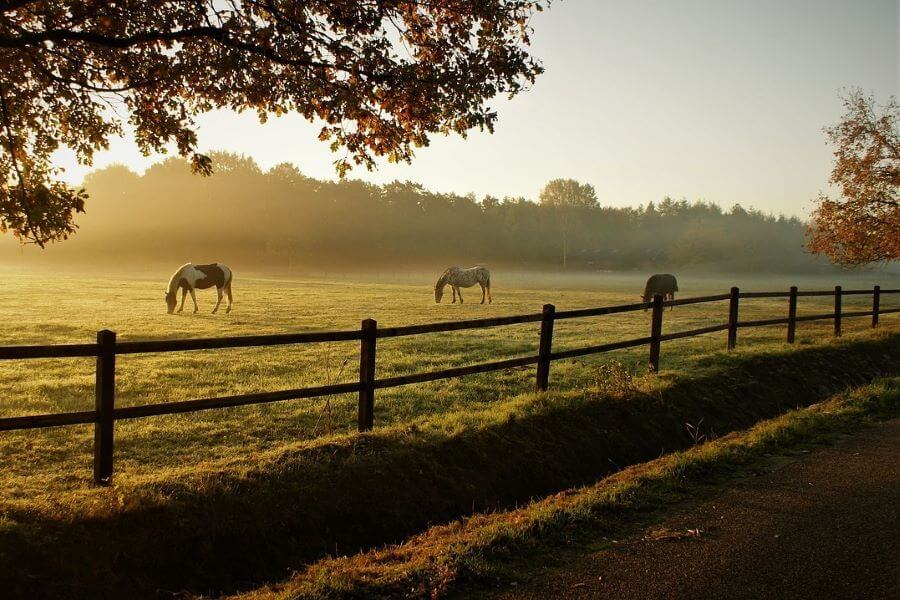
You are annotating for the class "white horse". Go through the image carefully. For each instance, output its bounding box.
[165,263,233,314]
[434,266,492,304]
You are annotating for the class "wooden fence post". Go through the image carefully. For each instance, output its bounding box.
[872,285,880,328]
[727,287,739,350]
[649,294,664,373]
[834,285,842,337]
[787,286,798,344]
[358,319,377,432]
[536,303,555,391]
[93,329,116,485]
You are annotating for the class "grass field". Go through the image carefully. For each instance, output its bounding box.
[0,267,898,514]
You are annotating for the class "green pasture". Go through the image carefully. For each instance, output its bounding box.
[0,267,896,513]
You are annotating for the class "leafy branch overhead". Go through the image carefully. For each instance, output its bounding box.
[0,0,548,245]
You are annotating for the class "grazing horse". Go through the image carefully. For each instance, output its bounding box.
[165,263,233,314]
[642,273,678,311]
[434,266,492,304]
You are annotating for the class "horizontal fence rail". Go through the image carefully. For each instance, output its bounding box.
[659,323,731,341]
[375,313,544,338]
[738,291,792,299]
[116,329,362,354]
[548,336,653,361]
[0,343,100,360]
[0,284,897,484]
[554,301,650,319]
[0,409,97,432]
[737,317,792,328]
[664,293,732,307]
[113,382,364,420]
[374,355,541,389]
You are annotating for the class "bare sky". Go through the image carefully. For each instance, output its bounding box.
[52,0,898,218]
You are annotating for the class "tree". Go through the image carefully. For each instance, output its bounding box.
[0,0,547,246]
[539,178,597,269]
[807,89,900,265]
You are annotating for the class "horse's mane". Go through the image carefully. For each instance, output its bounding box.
[435,268,452,289]
[167,263,192,294]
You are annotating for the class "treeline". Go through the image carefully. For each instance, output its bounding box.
[5,152,833,273]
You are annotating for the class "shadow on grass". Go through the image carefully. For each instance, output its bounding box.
[1,335,898,599]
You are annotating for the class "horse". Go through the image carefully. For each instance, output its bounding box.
[165,263,233,314]
[642,273,678,311]
[434,266,492,304]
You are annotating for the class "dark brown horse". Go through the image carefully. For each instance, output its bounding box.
[642,273,678,310]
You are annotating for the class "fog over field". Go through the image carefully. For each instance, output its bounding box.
[6,153,895,277]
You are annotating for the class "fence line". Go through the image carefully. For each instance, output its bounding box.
[0,284,898,485]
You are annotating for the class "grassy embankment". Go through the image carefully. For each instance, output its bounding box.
[237,376,900,600]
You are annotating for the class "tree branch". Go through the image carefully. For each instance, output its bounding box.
[0,79,42,246]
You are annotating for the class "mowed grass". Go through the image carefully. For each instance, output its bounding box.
[0,266,897,514]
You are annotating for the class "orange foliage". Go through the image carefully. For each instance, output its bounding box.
[0,1,548,246]
[807,90,900,265]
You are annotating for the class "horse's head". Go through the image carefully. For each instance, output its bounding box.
[434,284,444,304]
[165,290,177,314]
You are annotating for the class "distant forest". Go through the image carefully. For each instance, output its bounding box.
[4,152,836,273]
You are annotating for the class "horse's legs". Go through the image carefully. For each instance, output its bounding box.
[480,283,486,304]
[189,288,198,313]
[487,280,492,304]
[451,287,457,303]
[212,287,223,314]
[225,281,233,313]
[669,292,675,311]
[178,288,186,312]
[457,287,464,303]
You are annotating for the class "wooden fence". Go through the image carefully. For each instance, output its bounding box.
[0,285,897,485]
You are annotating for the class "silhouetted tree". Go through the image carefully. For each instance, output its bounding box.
[0,0,547,245]
[539,178,598,269]
[808,89,900,265]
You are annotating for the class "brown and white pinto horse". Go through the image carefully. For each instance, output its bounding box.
[165,263,233,314]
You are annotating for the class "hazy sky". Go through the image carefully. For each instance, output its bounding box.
[52,0,899,218]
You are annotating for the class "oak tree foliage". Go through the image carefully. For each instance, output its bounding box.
[0,0,547,245]
[538,177,597,209]
[539,177,597,268]
[807,89,900,265]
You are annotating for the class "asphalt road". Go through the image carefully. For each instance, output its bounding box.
[494,420,900,600]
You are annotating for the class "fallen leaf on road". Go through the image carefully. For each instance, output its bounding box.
[644,527,705,542]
